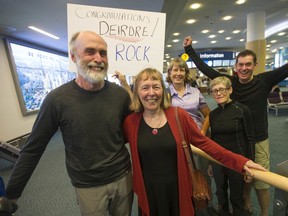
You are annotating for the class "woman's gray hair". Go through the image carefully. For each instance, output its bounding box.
[210,76,232,89]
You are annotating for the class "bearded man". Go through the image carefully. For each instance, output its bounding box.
[6,31,133,216]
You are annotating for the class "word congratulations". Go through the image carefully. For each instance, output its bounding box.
[75,8,150,23]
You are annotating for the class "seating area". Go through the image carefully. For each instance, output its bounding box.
[267,91,288,116]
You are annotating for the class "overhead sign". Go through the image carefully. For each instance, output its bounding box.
[67,3,166,75]
[197,51,235,60]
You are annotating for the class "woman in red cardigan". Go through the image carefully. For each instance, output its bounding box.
[122,68,266,216]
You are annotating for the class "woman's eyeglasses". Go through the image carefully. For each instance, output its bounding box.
[210,88,228,95]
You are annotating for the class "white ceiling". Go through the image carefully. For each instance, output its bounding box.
[0,0,287,67]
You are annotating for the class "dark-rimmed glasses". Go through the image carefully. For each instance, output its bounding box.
[210,88,228,95]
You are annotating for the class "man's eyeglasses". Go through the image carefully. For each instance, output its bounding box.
[210,88,228,95]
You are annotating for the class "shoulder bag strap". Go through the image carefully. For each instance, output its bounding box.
[174,107,197,171]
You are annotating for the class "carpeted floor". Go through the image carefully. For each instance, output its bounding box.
[1,93,288,216]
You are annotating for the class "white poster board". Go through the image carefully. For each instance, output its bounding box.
[67,3,166,76]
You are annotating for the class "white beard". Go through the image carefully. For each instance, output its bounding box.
[77,61,107,84]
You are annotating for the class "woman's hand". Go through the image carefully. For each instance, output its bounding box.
[183,36,193,47]
[112,71,133,99]
[112,71,127,85]
[243,160,267,178]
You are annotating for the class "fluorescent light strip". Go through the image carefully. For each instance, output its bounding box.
[28,26,59,40]
[265,21,288,38]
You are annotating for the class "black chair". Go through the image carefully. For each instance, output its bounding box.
[281,91,288,103]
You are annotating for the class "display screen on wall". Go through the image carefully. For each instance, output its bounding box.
[4,38,76,116]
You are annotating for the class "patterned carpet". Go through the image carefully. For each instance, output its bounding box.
[0,93,288,215]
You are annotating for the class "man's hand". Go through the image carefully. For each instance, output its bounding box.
[0,197,18,214]
[183,36,193,47]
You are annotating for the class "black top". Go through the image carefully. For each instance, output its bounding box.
[185,45,288,142]
[210,100,255,160]
[138,117,179,216]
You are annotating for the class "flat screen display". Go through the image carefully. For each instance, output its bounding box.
[4,38,76,116]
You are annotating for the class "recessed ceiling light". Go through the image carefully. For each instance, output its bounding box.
[28,26,59,40]
[190,3,201,9]
[233,30,240,34]
[202,30,209,33]
[186,19,196,24]
[266,44,271,47]
[192,41,198,44]
[218,30,225,33]
[211,40,217,44]
[209,35,216,38]
[167,44,172,47]
[173,39,179,43]
[222,16,232,21]
[226,37,231,40]
[239,39,245,42]
[173,32,180,36]
[270,40,277,43]
[277,32,285,36]
[236,0,246,4]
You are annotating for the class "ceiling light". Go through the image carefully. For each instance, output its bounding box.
[202,30,209,33]
[266,44,271,47]
[172,39,179,43]
[211,40,217,44]
[272,49,277,52]
[222,16,232,21]
[239,39,245,42]
[173,32,180,36]
[233,30,240,34]
[236,0,246,4]
[277,32,285,36]
[186,19,196,24]
[218,30,225,33]
[192,41,198,44]
[225,37,231,40]
[166,44,172,47]
[28,26,59,39]
[190,3,201,9]
[270,40,277,43]
[209,35,216,38]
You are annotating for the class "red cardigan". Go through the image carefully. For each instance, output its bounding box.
[123,107,248,216]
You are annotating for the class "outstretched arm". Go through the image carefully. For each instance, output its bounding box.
[183,36,228,80]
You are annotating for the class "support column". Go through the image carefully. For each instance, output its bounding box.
[246,11,266,75]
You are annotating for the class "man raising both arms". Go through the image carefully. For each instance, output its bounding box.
[183,36,288,216]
